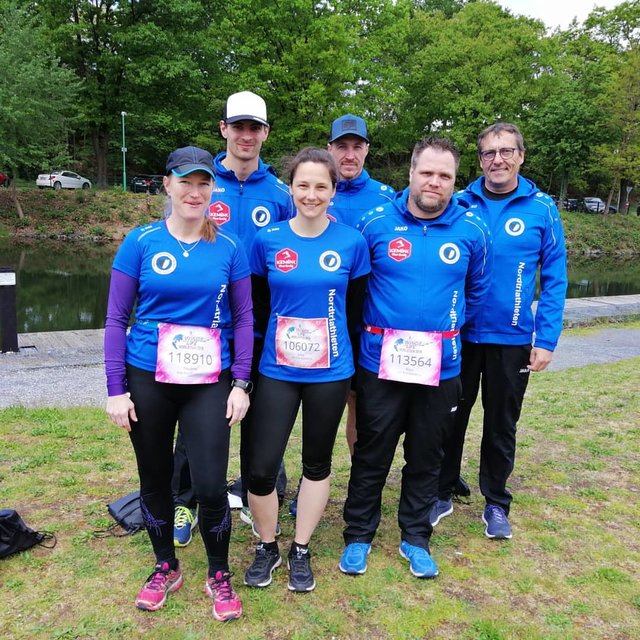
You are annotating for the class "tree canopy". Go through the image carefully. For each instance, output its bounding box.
[2,0,639,205]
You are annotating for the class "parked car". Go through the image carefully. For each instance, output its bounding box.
[36,170,92,190]
[0,171,11,188]
[564,198,579,212]
[581,197,607,213]
[130,175,164,194]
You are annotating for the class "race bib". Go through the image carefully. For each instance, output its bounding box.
[378,328,442,386]
[275,316,330,369]
[156,323,221,384]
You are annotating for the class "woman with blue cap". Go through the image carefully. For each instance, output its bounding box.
[104,146,253,621]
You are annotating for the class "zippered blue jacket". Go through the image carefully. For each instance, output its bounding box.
[209,152,294,252]
[357,188,492,380]
[458,176,567,350]
[328,169,395,228]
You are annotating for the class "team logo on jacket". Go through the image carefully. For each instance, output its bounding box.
[151,252,177,275]
[388,238,412,262]
[252,206,271,227]
[505,218,525,236]
[319,250,341,272]
[275,248,298,272]
[439,243,461,264]
[208,201,231,225]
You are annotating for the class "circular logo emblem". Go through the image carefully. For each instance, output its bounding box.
[439,243,461,264]
[252,206,271,227]
[319,250,341,272]
[505,218,525,236]
[151,252,177,275]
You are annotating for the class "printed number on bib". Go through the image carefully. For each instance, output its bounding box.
[378,328,442,386]
[156,323,222,384]
[275,316,330,369]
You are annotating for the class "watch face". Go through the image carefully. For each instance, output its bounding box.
[233,379,253,393]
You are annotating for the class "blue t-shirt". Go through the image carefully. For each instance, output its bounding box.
[112,220,250,372]
[250,220,370,382]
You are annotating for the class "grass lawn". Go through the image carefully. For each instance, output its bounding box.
[1,358,639,639]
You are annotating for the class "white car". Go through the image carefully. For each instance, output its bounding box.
[36,170,92,190]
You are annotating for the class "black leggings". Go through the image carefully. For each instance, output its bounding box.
[248,375,350,496]
[127,365,232,572]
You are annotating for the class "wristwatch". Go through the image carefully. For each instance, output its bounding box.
[231,378,253,394]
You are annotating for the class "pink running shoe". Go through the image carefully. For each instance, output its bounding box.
[205,570,243,621]
[135,561,183,611]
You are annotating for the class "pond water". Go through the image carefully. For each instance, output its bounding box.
[1,240,639,333]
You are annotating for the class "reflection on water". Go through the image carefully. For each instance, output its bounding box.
[0,239,115,333]
[1,240,639,332]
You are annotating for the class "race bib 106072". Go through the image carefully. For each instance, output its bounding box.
[275,316,330,369]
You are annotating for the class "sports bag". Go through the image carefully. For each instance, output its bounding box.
[0,509,56,559]
[94,490,144,537]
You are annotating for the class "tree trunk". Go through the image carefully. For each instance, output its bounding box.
[93,128,109,188]
[8,169,24,219]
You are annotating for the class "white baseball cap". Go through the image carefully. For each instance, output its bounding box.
[224,91,269,126]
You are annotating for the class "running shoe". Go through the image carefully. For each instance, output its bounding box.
[240,506,281,538]
[429,499,453,527]
[135,561,183,611]
[482,504,512,539]
[287,545,315,592]
[338,542,371,575]
[244,543,282,587]
[399,541,438,578]
[173,505,198,547]
[205,570,242,621]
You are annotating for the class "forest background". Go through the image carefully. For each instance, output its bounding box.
[1,0,639,212]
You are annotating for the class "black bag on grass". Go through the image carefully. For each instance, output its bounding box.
[0,509,56,559]
[94,490,144,537]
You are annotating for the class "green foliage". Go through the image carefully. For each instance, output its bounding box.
[0,3,79,175]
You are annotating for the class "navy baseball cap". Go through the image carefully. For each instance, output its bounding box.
[329,114,369,143]
[166,146,215,179]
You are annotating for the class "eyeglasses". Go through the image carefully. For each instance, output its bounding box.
[479,147,519,162]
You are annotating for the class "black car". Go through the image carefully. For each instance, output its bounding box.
[564,198,578,212]
[130,175,164,194]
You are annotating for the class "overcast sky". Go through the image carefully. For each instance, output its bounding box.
[496,0,625,30]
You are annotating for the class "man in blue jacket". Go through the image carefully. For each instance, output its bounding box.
[432,122,567,540]
[172,91,293,546]
[339,137,492,579]
[326,114,396,460]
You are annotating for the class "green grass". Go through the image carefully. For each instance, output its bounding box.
[1,358,639,639]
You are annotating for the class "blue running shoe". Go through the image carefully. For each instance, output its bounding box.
[339,542,371,575]
[399,541,438,578]
[482,504,512,539]
[429,499,453,527]
[173,506,197,547]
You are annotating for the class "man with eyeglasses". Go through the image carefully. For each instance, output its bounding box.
[432,122,567,540]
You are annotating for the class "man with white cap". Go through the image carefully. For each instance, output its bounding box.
[172,91,293,546]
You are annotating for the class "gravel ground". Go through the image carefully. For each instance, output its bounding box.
[2,324,640,409]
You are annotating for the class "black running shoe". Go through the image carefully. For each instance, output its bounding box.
[287,545,316,592]
[244,543,282,588]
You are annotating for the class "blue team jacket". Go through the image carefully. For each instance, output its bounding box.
[357,189,492,381]
[458,176,567,351]
[209,153,294,251]
[328,169,395,227]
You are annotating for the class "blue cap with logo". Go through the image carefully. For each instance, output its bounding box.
[166,146,215,179]
[329,114,369,143]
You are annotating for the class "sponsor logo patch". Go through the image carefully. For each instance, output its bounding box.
[388,237,412,262]
[209,201,231,225]
[275,248,298,272]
